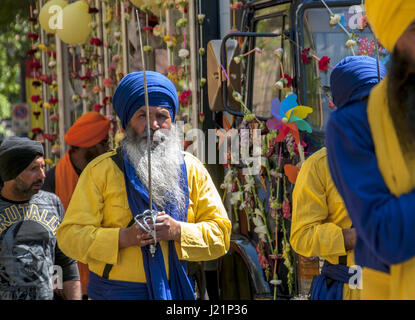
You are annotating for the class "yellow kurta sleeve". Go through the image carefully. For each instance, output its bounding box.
[57,152,125,266]
[175,152,231,261]
[290,148,347,261]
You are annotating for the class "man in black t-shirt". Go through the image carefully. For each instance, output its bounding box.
[0,137,80,300]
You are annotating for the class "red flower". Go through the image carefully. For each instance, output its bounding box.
[142,26,153,31]
[32,80,42,87]
[88,7,99,14]
[27,33,39,41]
[318,56,331,72]
[301,48,311,64]
[79,69,91,81]
[49,97,58,105]
[93,104,103,112]
[281,74,293,88]
[179,90,191,106]
[32,127,43,134]
[33,111,41,118]
[30,60,41,70]
[27,49,38,57]
[103,96,112,105]
[31,95,41,103]
[39,74,51,84]
[90,38,102,46]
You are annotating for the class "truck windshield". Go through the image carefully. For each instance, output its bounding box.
[301,6,385,131]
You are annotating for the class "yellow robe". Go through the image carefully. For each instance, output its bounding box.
[56,150,231,283]
[367,77,415,299]
[290,147,360,300]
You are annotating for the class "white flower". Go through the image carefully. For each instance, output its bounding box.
[230,191,242,205]
[274,80,284,90]
[270,279,282,286]
[178,48,190,59]
[273,48,283,59]
[233,54,243,64]
[330,14,341,26]
[254,225,268,242]
[243,175,255,192]
[345,39,357,48]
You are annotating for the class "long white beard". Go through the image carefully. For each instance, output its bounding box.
[122,124,187,216]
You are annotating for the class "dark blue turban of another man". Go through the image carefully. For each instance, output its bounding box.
[113,71,179,129]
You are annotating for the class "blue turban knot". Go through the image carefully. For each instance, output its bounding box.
[113,71,179,129]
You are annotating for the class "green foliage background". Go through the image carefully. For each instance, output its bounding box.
[0,0,31,120]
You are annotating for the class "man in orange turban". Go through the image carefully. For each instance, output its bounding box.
[42,111,110,299]
[326,0,415,299]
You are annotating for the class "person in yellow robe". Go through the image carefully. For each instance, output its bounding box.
[326,0,415,299]
[290,147,359,300]
[57,71,231,300]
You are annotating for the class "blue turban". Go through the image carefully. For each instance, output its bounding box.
[330,56,387,108]
[113,71,179,129]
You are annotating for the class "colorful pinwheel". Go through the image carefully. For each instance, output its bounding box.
[266,94,313,144]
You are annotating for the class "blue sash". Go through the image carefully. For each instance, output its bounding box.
[87,271,148,300]
[122,151,195,300]
[310,261,352,300]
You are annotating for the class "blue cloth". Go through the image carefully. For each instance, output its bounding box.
[326,55,415,272]
[121,150,196,300]
[87,271,149,300]
[113,71,179,129]
[310,261,353,300]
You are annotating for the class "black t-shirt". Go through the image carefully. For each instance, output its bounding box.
[0,190,79,300]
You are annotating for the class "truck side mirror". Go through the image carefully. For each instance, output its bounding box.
[207,39,242,112]
[209,32,281,121]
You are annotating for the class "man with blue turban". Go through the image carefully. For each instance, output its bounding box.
[326,0,415,299]
[57,71,231,300]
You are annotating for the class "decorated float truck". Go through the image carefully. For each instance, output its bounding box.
[205,0,386,299]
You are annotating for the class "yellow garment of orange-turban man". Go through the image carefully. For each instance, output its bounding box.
[366,0,415,52]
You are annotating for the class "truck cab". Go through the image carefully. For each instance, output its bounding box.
[207,0,386,299]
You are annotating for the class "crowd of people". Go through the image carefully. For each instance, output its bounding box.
[0,0,414,300]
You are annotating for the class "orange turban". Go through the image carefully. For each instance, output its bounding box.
[64,112,110,148]
[366,0,415,53]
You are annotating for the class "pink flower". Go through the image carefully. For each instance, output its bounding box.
[282,199,291,219]
[49,113,59,121]
[167,65,179,74]
[103,78,114,88]
[230,2,243,10]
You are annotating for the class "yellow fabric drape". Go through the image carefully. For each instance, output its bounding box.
[367,77,415,299]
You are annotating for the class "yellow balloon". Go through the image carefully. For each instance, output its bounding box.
[39,0,68,34]
[130,0,166,20]
[149,3,166,19]
[130,0,145,8]
[56,0,91,45]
